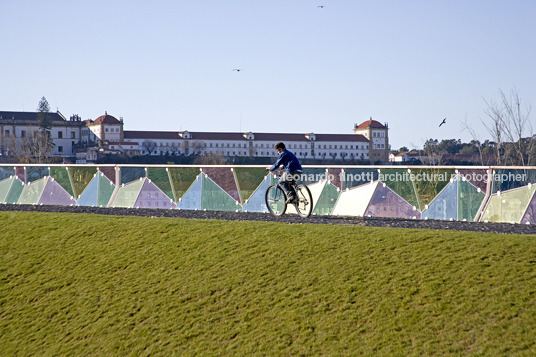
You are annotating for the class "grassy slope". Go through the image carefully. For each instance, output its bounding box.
[1,212,536,355]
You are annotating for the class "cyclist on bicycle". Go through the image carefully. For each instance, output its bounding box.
[267,142,303,203]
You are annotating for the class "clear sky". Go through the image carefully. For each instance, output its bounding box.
[1,0,535,150]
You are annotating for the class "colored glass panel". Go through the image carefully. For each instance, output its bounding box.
[50,166,74,196]
[0,177,14,202]
[341,168,378,190]
[481,184,536,223]
[379,168,419,209]
[111,179,144,208]
[202,167,240,202]
[134,180,176,209]
[5,178,24,204]
[332,181,378,216]
[97,173,116,207]
[301,168,327,185]
[38,179,76,205]
[201,175,241,211]
[0,166,15,181]
[421,178,458,221]
[234,167,269,204]
[169,167,200,201]
[458,177,485,221]
[411,168,455,208]
[365,183,421,219]
[176,175,202,210]
[26,167,49,183]
[99,166,117,184]
[17,177,47,204]
[69,166,98,199]
[15,166,25,183]
[312,182,340,216]
[120,167,146,185]
[242,176,271,213]
[520,190,536,224]
[147,167,174,200]
[327,168,343,190]
[458,168,488,192]
[76,174,100,207]
[492,169,536,193]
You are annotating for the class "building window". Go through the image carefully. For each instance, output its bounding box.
[71,132,76,139]
[58,131,63,139]
[21,130,26,138]
[58,146,63,152]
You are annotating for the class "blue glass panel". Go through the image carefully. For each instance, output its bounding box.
[422,178,458,221]
[0,166,15,181]
[492,169,536,193]
[177,175,202,210]
[76,174,100,207]
[242,176,272,213]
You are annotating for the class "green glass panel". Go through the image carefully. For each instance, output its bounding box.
[0,166,15,181]
[458,178,485,221]
[341,168,378,190]
[481,185,536,223]
[69,166,98,199]
[18,177,47,204]
[201,175,241,211]
[120,167,146,185]
[234,167,268,203]
[97,173,116,207]
[379,168,419,209]
[312,182,340,216]
[169,167,200,201]
[147,167,174,200]
[26,167,49,183]
[4,178,23,204]
[411,168,455,209]
[50,166,74,196]
[0,177,14,202]
[111,179,144,208]
[492,169,536,193]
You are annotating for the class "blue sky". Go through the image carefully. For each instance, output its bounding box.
[1,0,535,150]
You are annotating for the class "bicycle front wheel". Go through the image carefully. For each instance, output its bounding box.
[294,184,313,218]
[265,184,287,216]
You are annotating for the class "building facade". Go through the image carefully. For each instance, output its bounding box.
[353,118,389,162]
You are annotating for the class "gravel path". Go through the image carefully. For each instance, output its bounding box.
[1,204,535,235]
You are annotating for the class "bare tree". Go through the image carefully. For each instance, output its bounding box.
[462,115,485,165]
[141,140,157,155]
[482,89,534,165]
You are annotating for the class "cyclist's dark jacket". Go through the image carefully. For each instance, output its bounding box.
[270,149,302,172]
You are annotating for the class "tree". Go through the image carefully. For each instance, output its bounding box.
[37,96,52,131]
[482,88,534,165]
[141,140,157,155]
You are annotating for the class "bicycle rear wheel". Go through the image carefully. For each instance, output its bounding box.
[265,184,287,216]
[294,184,313,218]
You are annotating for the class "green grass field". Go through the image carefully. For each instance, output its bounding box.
[1,211,536,355]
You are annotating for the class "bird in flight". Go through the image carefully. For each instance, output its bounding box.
[439,118,446,127]
[317,5,325,8]
[232,69,241,72]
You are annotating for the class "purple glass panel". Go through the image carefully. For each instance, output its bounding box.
[202,167,240,202]
[364,183,421,219]
[327,168,343,190]
[458,169,488,192]
[99,166,117,185]
[38,178,76,206]
[133,180,177,209]
[520,190,536,224]
[15,166,25,183]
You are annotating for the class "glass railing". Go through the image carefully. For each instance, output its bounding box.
[1,164,535,224]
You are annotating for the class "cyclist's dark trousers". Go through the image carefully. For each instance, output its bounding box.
[279,171,302,198]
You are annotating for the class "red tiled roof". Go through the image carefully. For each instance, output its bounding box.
[91,113,121,125]
[124,130,369,142]
[356,119,386,129]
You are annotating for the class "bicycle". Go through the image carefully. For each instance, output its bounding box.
[265,172,313,218]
